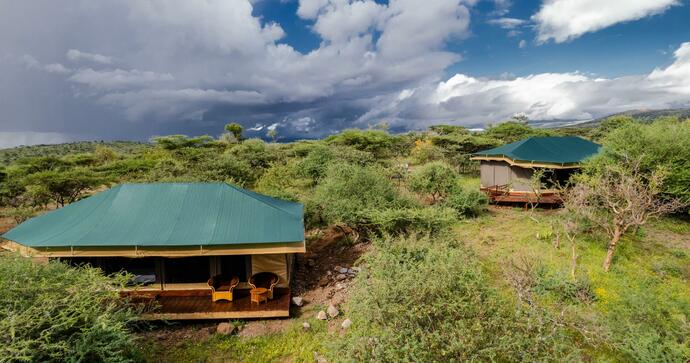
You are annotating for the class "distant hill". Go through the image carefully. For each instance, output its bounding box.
[0,141,150,166]
[574,108,690,128]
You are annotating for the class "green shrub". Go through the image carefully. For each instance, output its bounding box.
[591,119,690,208]
[443,187,488,217]
[409,140,443,164]
[363,206,456,235]
[604,277,690,362]
[338,234,577,362]
[310,163,403,227]
[325,129,406,158]
[408,161,458,203]
[0,254,141,362]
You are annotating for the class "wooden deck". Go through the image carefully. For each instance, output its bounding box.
[123,287,291,320]
[481,187,562,205]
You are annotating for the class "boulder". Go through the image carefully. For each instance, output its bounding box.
[316,310,328,320]
[216,322,235,335]
[337,267,349,274]
[302,322,311,331]
[292,296,304,307]
[350,266,362,273]
[341,318,352,330]
[327,304,339,318]
[336,273,347,281]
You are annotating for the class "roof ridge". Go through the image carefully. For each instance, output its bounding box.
[224,183,301,218]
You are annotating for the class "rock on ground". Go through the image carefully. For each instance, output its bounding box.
[216,322,235,335]
[327,304,339,318]
[292,296,304,306]
[341,318,352,329]
[302,322,311,331]
[317,310,328,320]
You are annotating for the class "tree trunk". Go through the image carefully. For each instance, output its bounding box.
[603,226,622,272]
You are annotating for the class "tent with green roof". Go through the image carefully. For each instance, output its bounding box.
[470,136,600,201]
[1,183,305,319]
[3,182,304,250]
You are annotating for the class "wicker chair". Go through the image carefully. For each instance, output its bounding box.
[207,275,240,302]
[248,272,279,300]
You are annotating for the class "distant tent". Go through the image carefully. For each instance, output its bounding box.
[472,136,601,168]
[471,136,600,203]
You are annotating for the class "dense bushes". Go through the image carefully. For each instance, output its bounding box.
[443,187,488,217]
[338,234,577,362]
[592,119,690,208]
[308,163,457,234]
[0,254,141,362]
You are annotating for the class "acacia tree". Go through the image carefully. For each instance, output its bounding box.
[25,168,106,207]
[224,122,244,142]
[564,160,684,271]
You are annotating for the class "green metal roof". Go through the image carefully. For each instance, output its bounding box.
[473,136,600,165]
[2,183,304,248]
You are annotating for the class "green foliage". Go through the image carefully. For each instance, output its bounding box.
[310,163,403,227]
[224,122,244,141]
[604,277,690,362]
[0,141,148,166]
[408,161,458,203]
[255,161,304,201]
[429,124,469,135]
[0,205,36,223]
[485,121,553,143]
[0,254,141,362]
[589,115,635,141]
[443,187,488,217]
[338,234,576,362]
[150,135,215,150]
[409,140,443,164]
[24,168,107,206]
[225,138,277,170]
[94,146,119,163]
[591,119,690,207]
[325,129,406,158]
[296,144,336,185]
[363,206,456,234]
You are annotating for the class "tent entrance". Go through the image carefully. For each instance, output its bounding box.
[62,255,251,290]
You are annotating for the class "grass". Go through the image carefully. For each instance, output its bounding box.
[139,318,331,362]
[456,206,690,361]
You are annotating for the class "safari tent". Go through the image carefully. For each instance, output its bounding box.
[471,136,600,204]
[1,182,305,319]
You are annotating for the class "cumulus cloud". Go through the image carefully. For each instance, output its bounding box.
[533,0,678,43]
[368,42,690,129]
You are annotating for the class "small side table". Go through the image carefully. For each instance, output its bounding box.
[250,287,269,305]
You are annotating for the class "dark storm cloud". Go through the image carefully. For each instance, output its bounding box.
[0,0,689,148]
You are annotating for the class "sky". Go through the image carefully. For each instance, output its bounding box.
[1,0,689,147]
